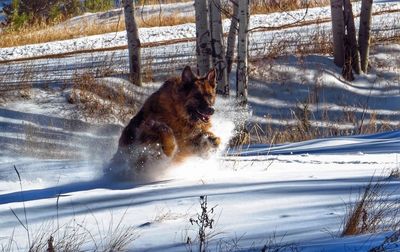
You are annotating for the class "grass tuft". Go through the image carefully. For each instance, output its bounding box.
[69,71,139,124]
[0,12,194,48]
[341,176,400,236]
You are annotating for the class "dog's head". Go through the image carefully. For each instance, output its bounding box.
[180,66,217,123]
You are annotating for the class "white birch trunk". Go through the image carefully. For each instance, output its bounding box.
[236,0,249,105]
[209,0,228,95]
[123,0,141,86]
[195,0,211,76]
[359,0,373,73]
[330,0,345,67]
[226,0,238,75]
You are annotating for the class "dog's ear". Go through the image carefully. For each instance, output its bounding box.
[206,68,216,88]
[182,66,196,85]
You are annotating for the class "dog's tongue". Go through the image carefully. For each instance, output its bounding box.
[197,110,210,122]
[202,115,210,122]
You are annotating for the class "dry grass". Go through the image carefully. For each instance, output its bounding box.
[3,167,138,251]
[29,220,87,252]
[4,216,139,252]
[0,0,396,50]
[0,62,34,103]
[253,24,333,61]
[68,72,139,124]
[341,176,400,236]
[0,11,194,48]
[236,88,395,145]
[247,109,397,145]
[138,0,190,4]
[295,26,333,55]
[102,226,137,251]
[0,65,34,102]
[0,230,14,252]
[227,91,397,146]
[86,207,139,251]
[138,11,194,27]
[251,0,331,15]
[260,232,299,252]
[0,0,335,48]
[244,39,400,145]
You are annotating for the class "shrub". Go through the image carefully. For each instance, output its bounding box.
[84,0,114,12]
[2,0,114,30]
[187,196,218,252]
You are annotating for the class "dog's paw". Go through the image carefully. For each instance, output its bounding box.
[196,133,220,153]
[208,135,221,148]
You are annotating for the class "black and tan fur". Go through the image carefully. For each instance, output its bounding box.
[109,66,220,178]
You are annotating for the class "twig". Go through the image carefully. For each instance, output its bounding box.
[358,78,376,134]
[12,165,31,248]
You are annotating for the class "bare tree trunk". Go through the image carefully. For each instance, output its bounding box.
[342,36,354,81]
[123,0,141,86]
[209,0,228,95]
[330,0,345,67]
[359,0,373,73]
[195,0,211,76]
[236,0,249,105]
[344,0,361,75]
[226,0,238,75]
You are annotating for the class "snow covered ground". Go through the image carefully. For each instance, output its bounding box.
[1,70,400,251]
[1,124,400,251]
[1,2,400,252]
[0,1,399,61]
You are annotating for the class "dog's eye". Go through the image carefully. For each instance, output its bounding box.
[204,94,213,103]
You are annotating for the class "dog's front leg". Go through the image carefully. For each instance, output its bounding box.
[191,131,221,156]
[205,131,221,148]
[139,120,177,157]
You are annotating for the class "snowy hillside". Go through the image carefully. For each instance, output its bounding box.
[1,129,400,251]
[1,1,399,61]
[1,1,400,252]
[1,77,400,251]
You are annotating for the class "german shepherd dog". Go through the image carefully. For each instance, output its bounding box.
[107,66,220,179]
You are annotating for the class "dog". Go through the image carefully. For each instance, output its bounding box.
[107,66,221,179]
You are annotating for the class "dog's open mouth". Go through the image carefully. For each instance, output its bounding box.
[195,109,211,123]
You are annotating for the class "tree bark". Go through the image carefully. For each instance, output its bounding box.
[226,0,238,75]
[209,0,228,95]
[344,0,361,75]
[359,0,373,73]
[236,0,249,105]
[123,0,141,86]
[195,0,211,76]
[330,0,345,67]
[342,35,355,81]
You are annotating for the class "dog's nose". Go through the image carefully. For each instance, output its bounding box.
[208,106,215,115]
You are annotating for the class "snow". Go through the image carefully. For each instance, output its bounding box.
[1,137,399,251]
[1,1,399,61]
[1,2,400,252]
[230,131,400,156]
[1,86,400,250]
